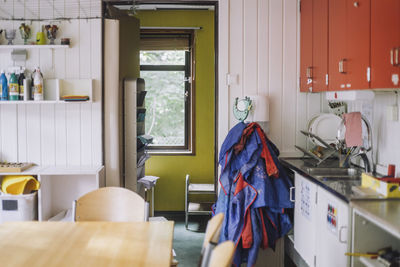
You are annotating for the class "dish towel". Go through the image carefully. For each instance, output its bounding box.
[343,112,363,147]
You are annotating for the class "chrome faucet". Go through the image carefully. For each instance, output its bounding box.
[351,148,371,173]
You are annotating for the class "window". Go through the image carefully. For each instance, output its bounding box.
[140,30,194,153]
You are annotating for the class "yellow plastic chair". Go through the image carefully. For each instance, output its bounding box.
[74,187,147,222]
[208,241,235,267]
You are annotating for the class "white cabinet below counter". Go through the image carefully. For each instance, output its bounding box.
[351,201,400,267]
[316,186,349,267]
[294,172,350,267]
[294,173,318,267]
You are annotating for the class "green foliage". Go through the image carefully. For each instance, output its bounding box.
[140,50,185,65]
[140,50,187,146]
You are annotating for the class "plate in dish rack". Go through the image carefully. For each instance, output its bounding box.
[308,113,342,147]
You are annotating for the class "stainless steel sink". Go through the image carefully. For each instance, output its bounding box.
[305,167,361,180]
[315,175,360,181]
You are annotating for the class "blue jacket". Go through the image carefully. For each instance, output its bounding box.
[214,122,293,266]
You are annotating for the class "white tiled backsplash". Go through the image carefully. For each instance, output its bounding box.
[346,91,400,177]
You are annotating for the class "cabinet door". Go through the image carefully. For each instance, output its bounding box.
[329,0,347,91]
[312,0,329,92]
[315,187,349,267]
[346,0,371,90]
[294,173,318,266]
[300,0,313,92]
[371,0,400,89]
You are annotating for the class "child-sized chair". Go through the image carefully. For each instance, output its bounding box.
[73,187,147,222]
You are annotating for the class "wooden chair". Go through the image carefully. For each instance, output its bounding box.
[74,187,178,265]
[199,213,224,267]
[202,213,224,250]
[74,187,147,222]
[207,241,235,267]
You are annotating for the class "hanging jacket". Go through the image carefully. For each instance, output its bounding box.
[214,122,293,267]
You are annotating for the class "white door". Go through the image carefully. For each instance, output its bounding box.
[294,172,318,267]
[316,186,349,267]
[104,17,140,188]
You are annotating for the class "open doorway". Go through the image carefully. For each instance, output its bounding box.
[103,3,218,265]
[103,1,218,215]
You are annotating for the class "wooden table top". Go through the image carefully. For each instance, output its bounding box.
[0,221,174,267]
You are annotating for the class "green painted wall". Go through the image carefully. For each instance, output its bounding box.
[138,10,215,211]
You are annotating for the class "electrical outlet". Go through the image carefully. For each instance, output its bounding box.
[386,105,399,121]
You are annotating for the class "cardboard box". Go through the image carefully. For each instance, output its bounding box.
[361,173,400,198]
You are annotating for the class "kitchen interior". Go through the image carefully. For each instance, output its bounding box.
[0,0,399,267]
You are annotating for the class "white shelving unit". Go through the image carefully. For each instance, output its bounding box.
[351,200,400,267]
[0,78,93,104]
[185,174,215,229]
[359,257,386,267]
[0,165,104,222]
[0,45,69,49]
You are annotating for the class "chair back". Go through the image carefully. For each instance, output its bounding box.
[208,241,235,267]
[199,213,225,267]
[74,187,146,222]
[202,213,224,250]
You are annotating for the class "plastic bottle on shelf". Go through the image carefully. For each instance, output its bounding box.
[9,72,19,101]
[32,67,44,101]
[18,68,25,100]
[30,72,34,100]
[0,70,8,101]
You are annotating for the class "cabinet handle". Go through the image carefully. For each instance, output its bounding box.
[395,48,399,66]
[306,66,313,78]
[339,226,348,243]
[391,48,395,66]
[289,187,295,202]
[339,59,347,74]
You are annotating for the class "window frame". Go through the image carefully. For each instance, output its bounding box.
[140,30,195,155]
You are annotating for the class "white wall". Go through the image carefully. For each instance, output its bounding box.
[0,0,102,167]
[218,0,324,157]
[347,92,400,177]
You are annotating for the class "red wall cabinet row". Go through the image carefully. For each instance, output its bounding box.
[300,0,400,92]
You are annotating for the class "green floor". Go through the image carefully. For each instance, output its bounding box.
[167,215,210,267]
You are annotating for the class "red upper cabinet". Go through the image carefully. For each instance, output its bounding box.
[329,0,347,91]
[346,0,371,90]
[371,0,400,89]
[300,0,313,92]
[300,0,328,93]
[312,0,329,92]
[329,0,370,91]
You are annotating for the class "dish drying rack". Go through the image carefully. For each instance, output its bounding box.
[296,114,373,168]
[295,130,338,166]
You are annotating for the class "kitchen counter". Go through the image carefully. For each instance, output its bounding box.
[351,200,400,239]
[280,157,386,203]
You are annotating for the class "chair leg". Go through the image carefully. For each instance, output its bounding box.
[185,213,189,229]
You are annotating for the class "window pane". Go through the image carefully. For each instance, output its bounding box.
[140,51,186,65]
[141,70,186,146]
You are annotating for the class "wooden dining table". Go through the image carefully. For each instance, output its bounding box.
[0,221,174,267]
